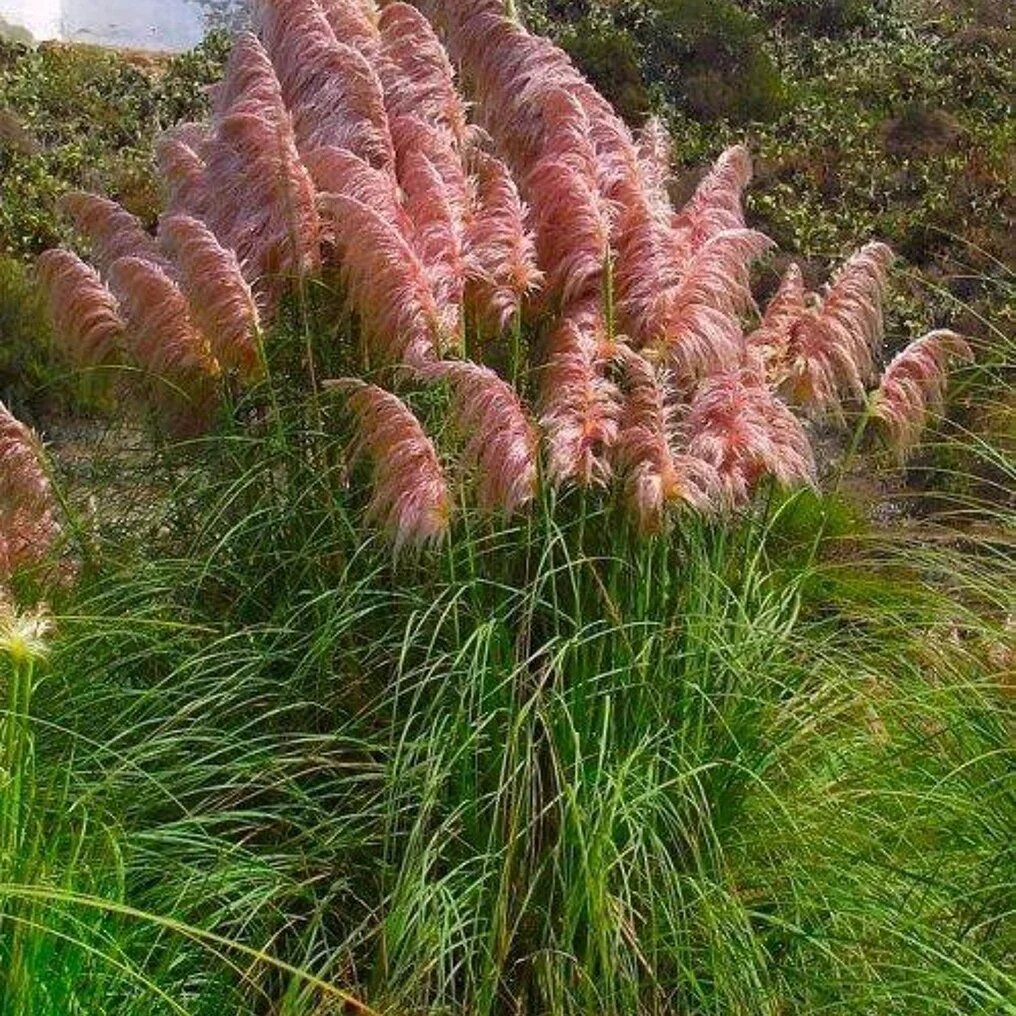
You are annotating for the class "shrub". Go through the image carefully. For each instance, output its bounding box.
[640,0,788,122]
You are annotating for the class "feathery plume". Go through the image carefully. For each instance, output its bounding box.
[614,347,718,532]
[155,134,211,219]
[331,378,451,550]
[303,145,407,235]
[160,215,263,381]
[465,149,542,330]
[36,248,124,367]
[526,95,613,306]
[318,0,381,55]
[634,116,673,202]
[671,145,753,254]
[538,299,622,487]
[391,115,469,221]
[206,109,321,296]
[0,402,61,582]
[870,329,973,455]
[379,2,468,144]
[59,192,170,276]
[400,150,466,340]
[746,263,807,383]
[107,256,218,383]
[416,359,537,514]
[645,229,774,380]
[683,366,816,507]
[266,4,394,172]
[212,32,287,122]
[317,193,442,363]
[781,242,894,416]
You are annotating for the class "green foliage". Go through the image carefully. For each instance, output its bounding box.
[0,256,53,415]
[642,0,787,122]
[0,33,228,261]
[559,21,651,124]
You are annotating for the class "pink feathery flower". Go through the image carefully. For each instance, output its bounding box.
[59,192,171,276]
[211,32,287,123]
[399,150,466,342]
[331,378,451,551]
[870,329,973,455]
[379,1,468,145]
[614,347,718,533]
[526,100,613,306]
[317,193,443,364]
[0,402,62,583]
[746,263,807,383]
[464,149,542,331]
[303,145,408,246]
[274,19,395,171]
[317,0,381,55]
[645,229,774,380]
[781,242,894,416]
[206,110,322,298]
[671,145,753,255]
[415,359,537,514]
[634,117,673,202]
[160,215,263,381]
[107,256,218,382]
[36,248,125,367]
[683,366,816,507]
[538,298,622,487]
[155,134,211,219]
[391,115,470,222]
[441,4,632,183]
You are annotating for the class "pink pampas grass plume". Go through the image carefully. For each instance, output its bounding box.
[59,192,170,276]
[400,150,467,341]
[526,142,612,306]
[614,347,718,533]
[870,329,973,455]
[212,32,287,123]
[416,359,537,514]
[107,256,218,381]
[0,402,61,582]
[36,249,124,367]
[391,115,469,221]
[671,145,753,253]
[634,117,673,202]
[329,378,451,550]
[538,299,622,487]
[465,149,542,330]
[160,215,263,381]
[379,2,468,145]
[317,193,443,364]
[317,0,381,55]
[644,229,774,380]
[155,134,211,219]
[782,242,894,416]
[746,263,807,383]
[265,3,394,172]
[683,366,816,507]
[206,109,322,295]
[303,145,407,237]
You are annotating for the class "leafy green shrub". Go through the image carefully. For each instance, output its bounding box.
[0,34,228,261]
[559,21,651,124]
[641,0,787,122]
[743,0,882,35]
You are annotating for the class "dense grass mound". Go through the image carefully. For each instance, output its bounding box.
[0,1,1012,1014]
